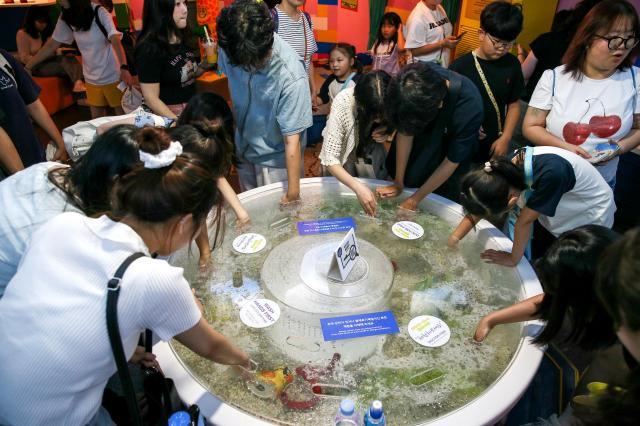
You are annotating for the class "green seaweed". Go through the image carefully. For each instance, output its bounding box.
[414,276,434,291]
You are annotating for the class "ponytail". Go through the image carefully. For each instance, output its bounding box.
[111,127,222,227]
[459,157,526,217]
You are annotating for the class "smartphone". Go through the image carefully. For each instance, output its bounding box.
[455,31,468,40]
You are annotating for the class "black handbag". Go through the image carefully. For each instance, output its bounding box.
[105,253,191,425]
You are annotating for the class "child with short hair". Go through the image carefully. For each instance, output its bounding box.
[449,2,525,161]
[448,146,615,266]
[371,12,408,76]
[314,43,362,116]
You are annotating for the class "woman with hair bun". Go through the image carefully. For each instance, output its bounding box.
[448,146,615,266]
[0,127,249,425]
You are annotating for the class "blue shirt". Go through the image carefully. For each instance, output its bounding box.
[0,49,43,168]
[219,33,312,168]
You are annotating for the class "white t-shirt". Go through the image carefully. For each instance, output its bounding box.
[404,1,452,67]
[529,65,640,183]
[0,213,201,426]
[518,146,615,236]
[52,5,121,85]
[0,162,82,294]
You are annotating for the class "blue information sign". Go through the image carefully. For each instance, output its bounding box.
[320,311,400,341]
[297,217,356,235]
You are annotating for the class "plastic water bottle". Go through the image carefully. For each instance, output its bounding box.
[363,400,386,426]
[168,406,205,426]
[334,398,360,425]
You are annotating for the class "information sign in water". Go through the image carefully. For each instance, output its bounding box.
[297,217,356,235]
[232,233,267,254]
[327,228,359,281]
[408,315,451,347]
[320,311,399,341]
[392,221,424,240]
[239,298,280,328]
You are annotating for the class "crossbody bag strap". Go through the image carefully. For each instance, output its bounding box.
[301,11,308,70]
[106,252,146,426]
[631,67,637,113]
[472,51,502,135]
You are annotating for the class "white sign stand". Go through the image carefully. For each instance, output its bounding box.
[327,228,360,282]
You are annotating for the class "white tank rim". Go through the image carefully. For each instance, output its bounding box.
[155,177,545,426]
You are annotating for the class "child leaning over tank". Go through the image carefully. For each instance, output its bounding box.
[448,146,615,266]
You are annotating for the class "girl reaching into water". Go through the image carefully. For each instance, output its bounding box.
[449,146,615,265]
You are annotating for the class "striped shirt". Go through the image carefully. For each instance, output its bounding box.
[275,6,317,72]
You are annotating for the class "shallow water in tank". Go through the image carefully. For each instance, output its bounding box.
[169,184,522,425]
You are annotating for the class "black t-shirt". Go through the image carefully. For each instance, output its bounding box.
[526,153,576,216]
[419,63,484,164]
[136,42,198,105]
[523,31,572,102]
[0,49,43,168]
[318,73,362,104]
[450,52,525,161]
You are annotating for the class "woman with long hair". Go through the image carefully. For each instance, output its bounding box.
[0,125,141,293]
[0,127,249,425]
[319,70,392,216]
[474,225,619,352]
[25,0,134,118]
[135,0,211,119]
[16,6,85,94]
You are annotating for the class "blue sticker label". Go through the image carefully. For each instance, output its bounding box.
[320,311,400,341]
[297,217,356,235]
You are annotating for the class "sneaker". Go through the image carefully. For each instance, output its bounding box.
[72,80,86,93]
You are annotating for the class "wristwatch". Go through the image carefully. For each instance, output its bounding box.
[120,64,130,71]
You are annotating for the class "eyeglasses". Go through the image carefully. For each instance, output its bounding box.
[486,34,515,50]
[594,35,639,50]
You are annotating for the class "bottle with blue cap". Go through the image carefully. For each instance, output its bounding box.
[168,405,205,426]
[363,400,386,426]
[333,398,360,425]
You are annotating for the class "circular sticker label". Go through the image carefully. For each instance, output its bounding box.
[392,221,424,240]
[232,233,267,254]
[239,298,280,328]
[407,315,451,347]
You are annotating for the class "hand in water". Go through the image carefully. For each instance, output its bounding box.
[235,214,252,231]
[376,183,403,198]
[480,249,519,267]
[399,197,418,212]
[280,192,301,206]
[473,315,494,343]
[355,184,377,216]
[447,235,460,249]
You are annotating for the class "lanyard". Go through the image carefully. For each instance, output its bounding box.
[472,51,503,136]
[524,146,533,195]
[341,72,356,91]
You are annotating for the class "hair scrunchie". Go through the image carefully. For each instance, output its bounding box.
[139,141,183,169]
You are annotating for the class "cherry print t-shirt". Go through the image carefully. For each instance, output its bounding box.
[529,64,640,183]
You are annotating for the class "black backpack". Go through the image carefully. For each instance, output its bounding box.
[68,5,138,76]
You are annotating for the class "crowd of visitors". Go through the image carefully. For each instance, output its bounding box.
[0,0,639,424]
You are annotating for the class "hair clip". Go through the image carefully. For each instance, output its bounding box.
[483,162,492,173]
[139,141,183,169]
